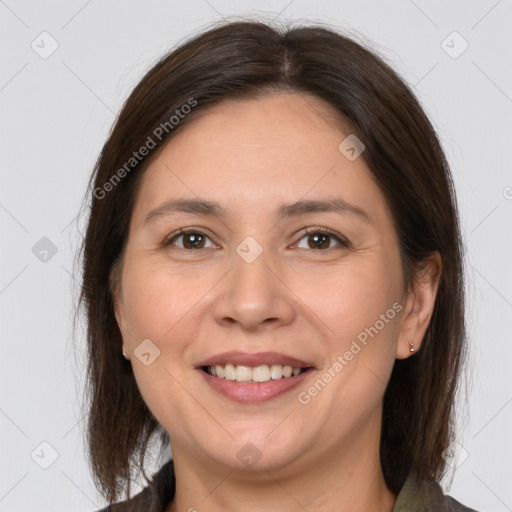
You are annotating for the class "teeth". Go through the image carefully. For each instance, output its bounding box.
[224,363,236,381]
[252,365,270,382]
[270,364,283,379]
[235,365,252,382]
[206,364,305,382]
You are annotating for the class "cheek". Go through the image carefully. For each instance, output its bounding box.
[312,259,401,334]
[120,258,205,344]
[307,260,402,400]
[123,266,203,434]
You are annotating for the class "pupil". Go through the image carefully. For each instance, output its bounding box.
[185,234,203,249]
[310,233,328,249]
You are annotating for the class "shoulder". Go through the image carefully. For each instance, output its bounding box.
[394,472,479,512]
[94,487,152,512]
[93,459,175,512]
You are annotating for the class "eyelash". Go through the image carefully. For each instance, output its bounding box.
[162,227,349,251]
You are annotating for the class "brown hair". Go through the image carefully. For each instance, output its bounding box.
[76,18,467,502]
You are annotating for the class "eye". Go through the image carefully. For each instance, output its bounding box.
[163,229,218,250]
[294,227,349,250]
[162,227,349,251]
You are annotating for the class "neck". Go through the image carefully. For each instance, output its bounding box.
[166,420,397,512]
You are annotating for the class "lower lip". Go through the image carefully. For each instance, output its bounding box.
[198,368,314,403]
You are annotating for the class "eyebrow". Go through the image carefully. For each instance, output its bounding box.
[143,197,373,226]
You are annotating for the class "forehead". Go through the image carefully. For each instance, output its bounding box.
[174,91,353,148]
[132,92,387,224]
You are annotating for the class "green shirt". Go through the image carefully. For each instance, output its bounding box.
[101,459,478,511]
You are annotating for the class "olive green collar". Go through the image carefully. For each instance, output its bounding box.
[393,472,476,511]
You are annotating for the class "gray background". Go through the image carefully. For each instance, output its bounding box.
[1,0,511,510]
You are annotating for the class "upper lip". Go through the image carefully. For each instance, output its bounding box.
[196,351,315,369]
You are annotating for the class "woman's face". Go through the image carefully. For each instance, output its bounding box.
[114,92,427,475]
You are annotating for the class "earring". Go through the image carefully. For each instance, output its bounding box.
[122,349,128,359]
[409,341,415,353]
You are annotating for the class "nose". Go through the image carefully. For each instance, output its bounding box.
[212,243,296,332]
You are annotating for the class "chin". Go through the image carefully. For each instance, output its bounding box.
[199,431,306,474]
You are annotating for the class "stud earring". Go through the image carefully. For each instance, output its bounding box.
[122,349,128,359]
[409,341,415,353]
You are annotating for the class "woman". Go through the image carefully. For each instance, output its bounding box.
[78,19,478,511]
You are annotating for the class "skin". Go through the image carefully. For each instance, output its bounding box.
[113,92,441,511]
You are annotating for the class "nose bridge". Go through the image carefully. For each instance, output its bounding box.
[233,234,275,293]
[212,233,295,330]
[230,234,278,307]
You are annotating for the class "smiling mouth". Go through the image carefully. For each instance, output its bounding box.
[201,364,311,383]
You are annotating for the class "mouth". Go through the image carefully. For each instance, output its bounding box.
[195,351,315,402]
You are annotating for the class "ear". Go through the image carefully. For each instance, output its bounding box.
[396,251,442,359]
[110,258,130,356]
[114,303,131,359]
[113,295,126,336]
